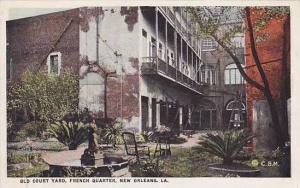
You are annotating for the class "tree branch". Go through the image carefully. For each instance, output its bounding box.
[211,34,265,91]
[245,7,272,93]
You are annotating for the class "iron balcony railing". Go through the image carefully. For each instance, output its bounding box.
[141,56,206,94]
[159,7,197,52]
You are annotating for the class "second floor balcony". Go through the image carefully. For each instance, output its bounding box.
[141,56,207,95]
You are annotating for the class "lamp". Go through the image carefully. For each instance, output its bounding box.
[228,92,245,129]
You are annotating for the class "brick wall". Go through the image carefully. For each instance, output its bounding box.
[6,8,80,81]
[245,8,290,133]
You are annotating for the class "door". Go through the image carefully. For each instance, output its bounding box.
[152,98,157,129]
[141,96,149,131]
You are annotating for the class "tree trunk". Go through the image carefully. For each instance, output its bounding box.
[245,7,288,147]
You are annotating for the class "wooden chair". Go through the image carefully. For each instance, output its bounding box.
[121,132,150,163]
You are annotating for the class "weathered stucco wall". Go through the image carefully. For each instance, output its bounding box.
[78,7,140,129]
[252,100,277,153]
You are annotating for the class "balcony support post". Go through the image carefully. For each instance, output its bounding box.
[155,7,159,71]
[174,28,178,80]
[181,38,183,81]
[165,19,168,74]
[192,52,194,84]
[186,41,188,83]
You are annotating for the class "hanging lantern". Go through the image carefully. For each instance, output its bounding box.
[228,92,245,129]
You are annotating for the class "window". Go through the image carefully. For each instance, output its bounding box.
[158,42,163,59]
[142,29,147,38]
[168,50,175,66]
[226,100,246,111]
[201,37,217,51]
[149,37,156,57]
[201,64,216,85]
[231,35,245,48]
[47,52,61,75]
[224,63,245,85]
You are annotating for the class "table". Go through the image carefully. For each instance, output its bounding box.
[42,147,130,177]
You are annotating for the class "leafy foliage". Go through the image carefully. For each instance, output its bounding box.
[7,152,42,164]
[104,121,123,146]
[16,121,46,139]
[130,158,163,177]
[198,129,255,165]
[63,167,95,177]
[252,7,289,31]
[47,121,88,150]
[187,6,289,48]
[187,7,244,50]
[188,7,290,147]
[7,119,17,141]
[7,70,79,124]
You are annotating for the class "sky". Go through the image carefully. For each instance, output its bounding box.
[8,8,71,20]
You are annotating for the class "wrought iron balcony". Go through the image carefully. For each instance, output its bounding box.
[159,7,197,52]
[141,57,207,95]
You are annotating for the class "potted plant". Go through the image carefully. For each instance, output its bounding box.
[47,121,88,150]
[198,129,260,177]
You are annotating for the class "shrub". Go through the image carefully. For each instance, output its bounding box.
[62,107,93,124]
[198,129,255,165]
[47,121,88,150]
[7,119,17,141]
[7,153,42,164]
[130,158,163,177]
[16,121,46,139]
[7,70,79,124]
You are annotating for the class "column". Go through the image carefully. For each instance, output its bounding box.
[179,106,183,132]
[196,56,198,82]
[192,52,194,81]
[165,19,168,73]
[148,97,152,130]
[199,111,202,130]
[156,102,160,128]
[155,7,159,70]
[180,38,183,79]
[210,110,213,130]
[174,28,178,80]
[186,43,188,79]
[188,106,191,125]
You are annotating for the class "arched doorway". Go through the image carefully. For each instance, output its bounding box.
[224,99,246,128]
